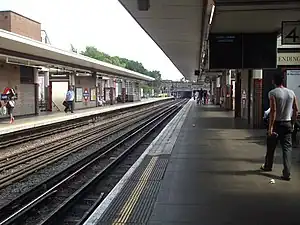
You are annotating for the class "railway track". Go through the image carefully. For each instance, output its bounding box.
[0,99,187,225]
[0,120,89,149]
[0,100,171,149]
[0,100,170,164]
[0,100,175,189]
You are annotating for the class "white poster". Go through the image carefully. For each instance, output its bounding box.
[76,87,83,102]
[287,70,300,107]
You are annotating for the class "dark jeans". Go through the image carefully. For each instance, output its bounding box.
[292,121,300,145]
[264,121,293,177]
[65,101,74,113]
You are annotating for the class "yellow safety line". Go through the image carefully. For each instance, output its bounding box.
[112,156,158,224]
[117,157,156,223]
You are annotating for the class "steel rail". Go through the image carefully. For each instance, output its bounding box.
[0,100,185,225]
[0,101,170,168]
[0,101,175,189]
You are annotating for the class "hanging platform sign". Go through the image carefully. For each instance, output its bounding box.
[282,21,300,45]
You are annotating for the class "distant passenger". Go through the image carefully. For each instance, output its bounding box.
[98,96,106,107]
[203,90,208,105]
[194,91,199,101]
[65,86,75,113]
[2,87,16,124]
[261,73,298,181]
[198,88,203,104]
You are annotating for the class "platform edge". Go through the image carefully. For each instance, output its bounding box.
[82,99,192,225]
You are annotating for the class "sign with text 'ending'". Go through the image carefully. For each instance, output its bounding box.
[282,21,300,45]
[277,52,300,66]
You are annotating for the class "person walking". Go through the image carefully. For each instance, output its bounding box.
[2,87,16,124]
[65,86,75,113]
[203,90,208,105]
[261,73,298,181]
[198,88,203,105]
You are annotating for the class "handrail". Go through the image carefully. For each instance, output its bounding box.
[52,101,61,112]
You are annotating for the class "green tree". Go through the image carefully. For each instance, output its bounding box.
[146,70,162,94]
[147,70,162,80]
[81,46,161,81]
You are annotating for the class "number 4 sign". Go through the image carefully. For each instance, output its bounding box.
[282,21,300,45]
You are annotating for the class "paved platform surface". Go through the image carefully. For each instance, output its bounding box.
[0,98,172,135]
[84,100,300,225]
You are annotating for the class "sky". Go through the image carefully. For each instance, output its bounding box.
[0,0,184,80]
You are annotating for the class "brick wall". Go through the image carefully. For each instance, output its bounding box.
[0,11,11,31]
[0,11,41,41]
[240,70,249,120]
[10,12,41,41]
[0,63,20,89]
[253,79,263,128]
[13,84,35,116]
[75,76,97,109]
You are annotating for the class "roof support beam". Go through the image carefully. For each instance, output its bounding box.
[215,0,300,7]
[0,48,151,82]
[199,0,208,71]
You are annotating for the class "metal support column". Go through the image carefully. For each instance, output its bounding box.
[252,70,263,128]
[121,79,126,103]
[33,68,39,115]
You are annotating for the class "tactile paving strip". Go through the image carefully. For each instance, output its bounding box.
[148,100,192,156]
[86,101,193,225]
[98,156,168,225]
[130,156,169,181]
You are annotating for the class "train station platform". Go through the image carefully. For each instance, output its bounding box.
[84,99,300,225]
[0,97,173,135]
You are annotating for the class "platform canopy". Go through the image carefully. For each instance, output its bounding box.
[212,0,300,33]
[0,29,154,82]
[119,0,300,81]
[119,0,214,82]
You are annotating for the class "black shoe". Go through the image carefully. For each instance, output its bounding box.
[281,176,291,181]
[260,165,272,172]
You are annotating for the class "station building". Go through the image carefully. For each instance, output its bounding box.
[0,11,154,118]
[208,37,300,129]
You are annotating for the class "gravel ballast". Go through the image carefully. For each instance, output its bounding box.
[0,113,156,207]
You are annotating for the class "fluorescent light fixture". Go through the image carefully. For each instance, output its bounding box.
[5,57,43,68]
[6,57,30,66]
[98,76,110,80]
[76,72,91,76]
[39,66,50,72]
[51,74,68,77]
[209,4,215,25]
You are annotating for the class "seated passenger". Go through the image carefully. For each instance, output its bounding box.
[98,96,106,106]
